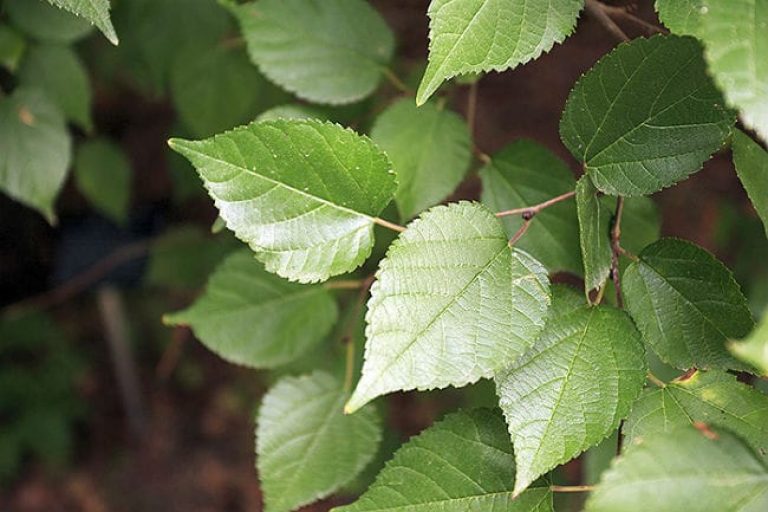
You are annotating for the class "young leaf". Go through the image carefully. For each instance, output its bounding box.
[371,99,471,220]
[164,250,338,368]
[730,310,768,376]
[45,0,118,44]
[334,409,554,512]
[0,88,71,222]
[586,426,768,512]
[699,0,768,144]
[257,372,381,512]
[6,0,93,43]
[18,44,92,131]
[623,238,754,370]
[74,138,130,224]
[480,140,581,275]
[560,35,734,196]
[346,202,551,413]
[733,129,768,237]
[228,0,394,105]
[625,370,768,461]
[416,0,584,105]
[495,304,647,496]
[169,119,397,283]
[655,0,702,35]
[576,176,612,294]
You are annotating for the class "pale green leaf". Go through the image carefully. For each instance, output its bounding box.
[699,0,768,144]
[495,304,647,495]
[372,99,471,220]
[655,0,703,35]
[416,0,584,105]
[18,44,92,131]
[576,175,612,293]
[730,309,768,376]
[169,119,397,284]
[228,0,394,105]
[6,0,93,42]
[625,370,768,461]
[257,104,326,122]
[623,238,754,370]
[733,129,768,237]
[334,409,553,512]
[0,88,71,222]
[480,140,581,275]
[165,250,338,368]
[347,202,551,413]
[0,25,26,72]
[257,372,381,512]
[74,138,130,224]
[586,426,768,512]
[560,34,734,196]
[46,0,118,44]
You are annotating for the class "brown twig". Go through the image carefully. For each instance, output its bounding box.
[550,485,595,493]
[508,218,533,247]
[600,3,666,35]
[496,190,576,218]
[325,279,366,290]
[585,0,631,42]
[466,80,479,139]
[373,217,407,233]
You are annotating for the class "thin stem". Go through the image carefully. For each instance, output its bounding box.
[325,279,365,290]
[593,283,607,306]
[550,485,595,493]
[466,80,479,139]
[382,67,413,95]
[496,190,576,218]
[342,275,375,393]
[601,4,666,35]
[508,219,532,247]
[647,372,667,388]
[610,196,625,308]
[373,217,407,233]
[585,0,630,42]
[616,420,625,455]
[474,146,492,165]
[344,339,356,393]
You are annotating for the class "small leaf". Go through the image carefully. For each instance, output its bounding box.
[586,426,768,512]
[576,176,612,294]
[495,303,647,495]
[0,88,71,222]
[18,44,92,131]
[347,202,551,413]
[6,0,93,43]
[417,0,584,105]
[480,140,581,275]
[74,138,130,224]
[333,409,554,512]
[372,99,472,220]
[623,238,754,370]
[0,25,27,72]
[733,129,768,237]
[165,250,338,368]
[46,0,118,44]
[257,372,381,512]
[625,370,768,461]
[257,104,326,123]
[169,119,397,283]
[655,0,703,35]
[730,309,768,376]
[560,34,734,196]
[228,0,394,105]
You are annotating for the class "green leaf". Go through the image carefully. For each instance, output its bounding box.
[45,0,118,44]
[733,130,768,237]
[164,250,338,368]
[74,138,130,224]
[730,309,768,376]
[495,304,647,495]
[372,99,472,220]
[19,44,92,131]
[576,175,612,294]
[346,202,551,413]
[625,370,768,461]
[416,0,584,105]
[480,140,581,275]
[6,0,93,43]
[334,409,554,512]
[560,34,734,196]
[623,238,754,370]
[169,119,397,283]
[257,371,381,512]
[699,0,768,144]
[0,25,27,72]
[0,88,71,222]
[655,0,703,35]
[585,426,768,512]
[616,196,661,254]
[257,104,327,122]
[228,0,394,105]
[170,44,268,138]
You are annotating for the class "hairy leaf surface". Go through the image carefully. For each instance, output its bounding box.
[169,119,397,283]
[165,251,338,368]
[655,0,702,35]
[560,35,734,196]
[347,202,551,413]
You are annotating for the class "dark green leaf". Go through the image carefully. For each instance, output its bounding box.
[576,175,612,293]
[74,138,130,223]
[733,129,768,237]
[6,0,93,42]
